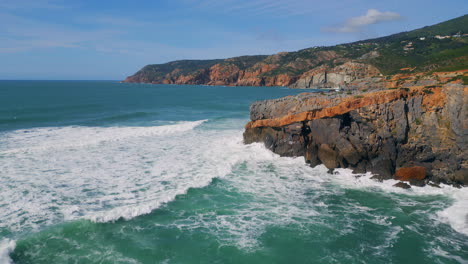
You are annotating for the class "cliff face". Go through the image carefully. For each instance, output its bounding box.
[123,53,386,87]
[243,82,468,186]
[289,62,382,89]
[123,55,324,87]
[123,15,468,87]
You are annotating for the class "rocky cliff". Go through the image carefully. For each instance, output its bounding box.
[124,15,468,87]
[243,81,468,187]
[289,62,382,89]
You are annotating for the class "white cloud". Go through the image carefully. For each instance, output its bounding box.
[323,9,402,33]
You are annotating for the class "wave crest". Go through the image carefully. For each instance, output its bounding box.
[0,239,15,264]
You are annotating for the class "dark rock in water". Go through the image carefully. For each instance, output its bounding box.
[243,84,467,186]
[318,144,340,169]
[370,175,384,182]
[428,182,441,188]
[394,182,412,189]
[409,179,426,187]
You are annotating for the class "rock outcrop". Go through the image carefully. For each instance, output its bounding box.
[124,15,468,87]
[243,83,468,186]
[124,61,299,87]
[289,62,382,89]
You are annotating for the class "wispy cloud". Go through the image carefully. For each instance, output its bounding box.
[323,9,402,33]
[254,28,285,42]
[189,0,341,17]
[77,15,150,27]
[0,12,122,53]
[0,0,66,10]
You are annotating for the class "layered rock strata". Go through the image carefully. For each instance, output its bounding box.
[124,61,298,87]
[243,83,468,186]
[289,62,382,89]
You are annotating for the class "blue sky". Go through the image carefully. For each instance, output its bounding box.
[0,0,466,80]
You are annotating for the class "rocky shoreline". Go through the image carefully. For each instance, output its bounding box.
[243,82,468,188]
[123,15,468,90]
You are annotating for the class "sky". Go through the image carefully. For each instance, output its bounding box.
[0,0,466,80]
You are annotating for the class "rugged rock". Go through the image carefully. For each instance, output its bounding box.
[394,182,412,189]
[243,82,468,185]
[409,179,426,187]
[124,61,299,87]
[394,166,427,181]
[289,62,381,89]
[124,15,468,87]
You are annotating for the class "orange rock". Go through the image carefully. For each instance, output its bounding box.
[246,89,409,128]
[245,85,458,129]
[394,166,427,181]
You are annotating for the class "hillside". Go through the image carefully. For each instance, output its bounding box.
[124,15,468,87]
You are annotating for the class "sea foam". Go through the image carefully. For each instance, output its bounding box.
[0,118,466,258]
[0,120,217,233]
[0,239,15,264]
[330,168,468,237]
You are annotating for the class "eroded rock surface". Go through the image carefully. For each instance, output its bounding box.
[289,62,382,89]
[243,83,468,185]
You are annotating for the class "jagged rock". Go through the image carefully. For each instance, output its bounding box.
[243,83,467,185]
[317,144,339,169]
[359,51,380,60]
[394,182,412,189]
[123,15,468,88]
[409,179,426,187]
[450,169,468,185]
[394,166,427,181]
[289,62,381,89]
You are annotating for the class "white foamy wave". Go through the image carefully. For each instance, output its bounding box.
[0,120,231,234]
[2,118,325,249]
[437,191,468,236]
[1,117,467,255]
[143,141,467,250]
[330,168,468,236]
[431,246,468,264]
[0,239,15,264]
[0,120,207,154]
[156,142,331,249]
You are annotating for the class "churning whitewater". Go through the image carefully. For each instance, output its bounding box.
[0,81,466,263]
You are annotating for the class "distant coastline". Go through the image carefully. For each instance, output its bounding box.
[123,15,467,91]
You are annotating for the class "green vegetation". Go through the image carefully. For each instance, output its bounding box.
[415,118,422,125]
[446,75,468,85]
[127,15,468,83]
[423,89,434,94]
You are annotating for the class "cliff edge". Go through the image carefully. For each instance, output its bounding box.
[124,15,468,88]
[243,81,468,187]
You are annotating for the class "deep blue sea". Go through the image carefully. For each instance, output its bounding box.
[0,81,467,264]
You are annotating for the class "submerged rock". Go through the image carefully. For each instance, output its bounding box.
[394,182,412,189]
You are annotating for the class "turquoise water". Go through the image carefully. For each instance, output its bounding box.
[0,81,467,264]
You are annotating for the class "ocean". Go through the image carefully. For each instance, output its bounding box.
[0,81,467,264]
